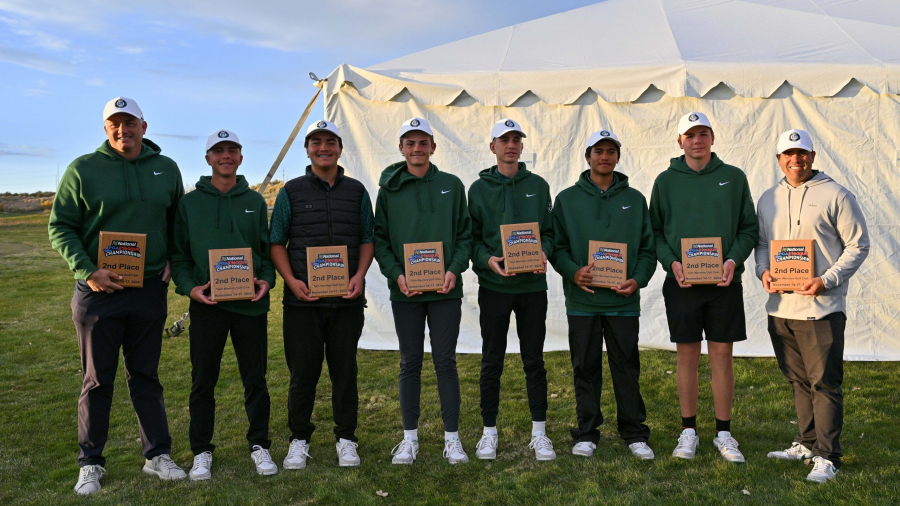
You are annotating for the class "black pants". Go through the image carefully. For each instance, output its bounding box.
[769,312,846,467]
[391,298,462,432]
[283,305,365,442]
[71,276,172,467]
[567,315,650,445]
[478,287,548,427]
[188,301,271,454]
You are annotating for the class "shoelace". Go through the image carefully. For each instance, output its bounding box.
[337,441,359,458]
[573,442,594,452]
[529,435,554,452]
[786,443,807,456]
[81,465,106,482]
[392,439,416,457]
[676,434,696,448]
[631,442,650,452]
[193,452,212,470]
[252,446,274,464]
[810,456,831,473]
[443,439,465,458]
[157,455,181,471]
[476,434,498,450]
[719,437,740,450]
[287,441,311,460]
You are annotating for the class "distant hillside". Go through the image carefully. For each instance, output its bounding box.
[249,179,284,207]
[0,192,54,212]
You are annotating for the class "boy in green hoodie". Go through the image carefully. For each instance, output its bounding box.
[374,117,473,465]
[467,118,556,461]
[550,129,656,460]
[649,112,758,463]
[171,130,277,479]
[49,97,187,495]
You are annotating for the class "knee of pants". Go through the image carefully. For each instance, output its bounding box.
[431,354,458,374]
[810,379,842,396]
[399,359,424,377]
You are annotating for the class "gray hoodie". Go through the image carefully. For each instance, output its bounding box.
[755,171,869,320]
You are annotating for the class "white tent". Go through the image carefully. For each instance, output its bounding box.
[320,0,900,360]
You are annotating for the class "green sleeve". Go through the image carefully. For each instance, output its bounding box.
[468,187,493,270]
[549,196,581,283]
[269,187,291,246]
[374,189,404,282]
[633,197,657,288]
[725,176,759,264]
[360,188,375,244]
[48,167,97,280]
[540,186,554,258]
[171,203,196,297]
[447,184,472,276]
[166,167,184,260]
[649,180,679,273]
[257,197,277,288]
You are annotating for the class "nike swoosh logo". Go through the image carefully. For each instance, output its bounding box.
[245,210,255,213]
[622,206,631,210]
[526,193,536,197]
[441,190,451,194]
[719,181,730,186]
[153,171,163,175]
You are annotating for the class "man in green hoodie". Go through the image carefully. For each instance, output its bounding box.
[467,118,556,461]
[550,129,657,460]
[649,112,758,463]
[374,117,473,465]
[171,129,277,480]
[49,97,187,495]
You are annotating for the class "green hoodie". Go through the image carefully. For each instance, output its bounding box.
[374,162,472,302]
[649,153,758,281]
[171,175,275,316]
[49,139,184,280]
[550,170,656,313]
[467,163,553,294]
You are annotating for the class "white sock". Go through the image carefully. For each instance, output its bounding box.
[404,429,418,440]
[682,428,696,436]
[532,421,546,435]
[483,426,497,435]
[444,431,459,441]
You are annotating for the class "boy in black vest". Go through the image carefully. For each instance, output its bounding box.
[270,120,375,469]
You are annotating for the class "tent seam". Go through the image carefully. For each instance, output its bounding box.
[656,0,688,97]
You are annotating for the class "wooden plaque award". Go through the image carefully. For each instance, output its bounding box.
[98,231,146,287]
[589,241,628,288]
[499,222,544,274]
[307,245,350,297]
[769,239,815,291]
[403,242,445,292]
[680,237,723,285]
[208,247,255,301]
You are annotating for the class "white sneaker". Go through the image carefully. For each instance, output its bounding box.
[572,441,596,457]
[189,451,212,481]
[475,433,498,460]
[74,465,106,495]
[628,442,655,460]
[672,429,700,459]
[712,431,746,463]
[250,445,278,475]
[391,437,419,465]
[283,439,311,469]
[142,454,187,480]
[768,442,813,461]
[336,440,361,467]
[528,432,557,461]
[443,437,469,464]
[806,456,839,483]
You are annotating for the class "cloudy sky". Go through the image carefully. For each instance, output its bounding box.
[0,0,600,193]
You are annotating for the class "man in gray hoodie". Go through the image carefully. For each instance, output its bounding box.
[754,129,869,483]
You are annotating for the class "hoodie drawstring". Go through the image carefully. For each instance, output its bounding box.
[787,184,809,236]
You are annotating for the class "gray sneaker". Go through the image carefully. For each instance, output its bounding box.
[251,445,278,475]
[474,433,498,460]
[672,429,700,459]
[391,437,419,465]
[74,465,106,495]
[336,440,361,467]
[572,441,596,457]
[189,451,212,481]
[712,431,746,463]
[528,433,557,461]
[443,437,469,464]
[143,454,187,480]
[283,439,310,470]
[806,456,839,483]
[768,442,813,461]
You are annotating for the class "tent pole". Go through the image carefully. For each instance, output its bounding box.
[257,80,325,194]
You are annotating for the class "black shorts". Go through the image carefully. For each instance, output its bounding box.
[662,277,747,344]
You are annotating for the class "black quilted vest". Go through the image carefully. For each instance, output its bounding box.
[284,166,366,307]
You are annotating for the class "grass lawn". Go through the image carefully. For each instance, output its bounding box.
[0,211,897,505]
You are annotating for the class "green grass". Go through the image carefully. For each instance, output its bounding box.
[1,211,897,505]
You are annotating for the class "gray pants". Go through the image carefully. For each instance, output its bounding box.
[391,298,462,432]
[768,312,846,466]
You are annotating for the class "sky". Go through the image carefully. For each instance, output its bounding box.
[0,0,601,193]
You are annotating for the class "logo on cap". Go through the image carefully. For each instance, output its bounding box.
[504,120,515,128]
[217,131,229,138]
[317,121,327,129]
[600,130,610,137]
[789,132,800,142]
[688,113,699,122]
[410,119,420,127]
[115,99,127,108]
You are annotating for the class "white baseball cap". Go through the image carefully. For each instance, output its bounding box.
[206,129,242,151]
[677,112,713,136]
[306,119,341,140]
[399,117,434,140]
[776,129,814,154]
[103,97,143,121]
[490,118,526,140]
[585,129,621,150]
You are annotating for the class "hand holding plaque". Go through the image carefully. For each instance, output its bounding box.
[98,231,146,287]
[208,248,255,301]
[499,223,544,274]
[403,242,445,292]
[769,239,815,291]
[307,246,350,297]
[589,241,627,288]
[680,237,723,285]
